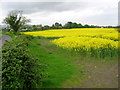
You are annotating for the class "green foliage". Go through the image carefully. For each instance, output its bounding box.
[2,35,45,88]
[72,47,118,58]
[42,25,50,30]
[64,22,96,29]
[51,22,62,29]
[3,10,30,32]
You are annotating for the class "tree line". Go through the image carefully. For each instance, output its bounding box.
[21,22,114,32]
[30,22,97,31]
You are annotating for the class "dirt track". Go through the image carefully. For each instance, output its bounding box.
[63,58,118,88]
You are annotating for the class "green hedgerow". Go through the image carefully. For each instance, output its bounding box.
[2,35,46,88]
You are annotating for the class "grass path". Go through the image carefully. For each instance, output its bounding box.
[28,37,80,88]
[28,37,118,88]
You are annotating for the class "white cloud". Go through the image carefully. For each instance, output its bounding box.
[25,7,104,25]
[0,0,119,26]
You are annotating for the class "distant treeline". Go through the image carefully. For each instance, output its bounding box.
[2,22,118,31]
[30,22,117,30]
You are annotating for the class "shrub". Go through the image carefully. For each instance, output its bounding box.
[2,35,45,88]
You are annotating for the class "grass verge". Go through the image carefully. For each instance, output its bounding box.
[28,37,79,88]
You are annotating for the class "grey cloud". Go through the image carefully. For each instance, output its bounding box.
[1,1,117,26]
[1,2,86,14]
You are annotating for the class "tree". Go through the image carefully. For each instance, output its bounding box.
[32,25,37,31]
[77,23,83,28]
[3,10,31,32]
[71,22,78,28]
[54,22,62,29]
[64,22,72,29]
[84,24,90,28]
[43,25,50,30]
[51,22,62,29]
[51,24,55,29]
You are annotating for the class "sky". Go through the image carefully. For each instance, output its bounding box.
[0,0,119,26]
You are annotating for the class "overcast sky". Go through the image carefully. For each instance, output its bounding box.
[0,0,119,26]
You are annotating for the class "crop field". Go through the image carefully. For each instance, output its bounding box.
[23,28,119,58]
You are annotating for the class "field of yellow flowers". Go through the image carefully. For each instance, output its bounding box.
[23,28,119,58]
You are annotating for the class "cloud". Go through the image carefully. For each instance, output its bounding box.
[1,2,87,14]
[25,7,104,25]
[0,0,119,26]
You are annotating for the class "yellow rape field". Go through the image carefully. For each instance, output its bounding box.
[23,28,118,40]
[52,37,118,50]
[23,28,118,57]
